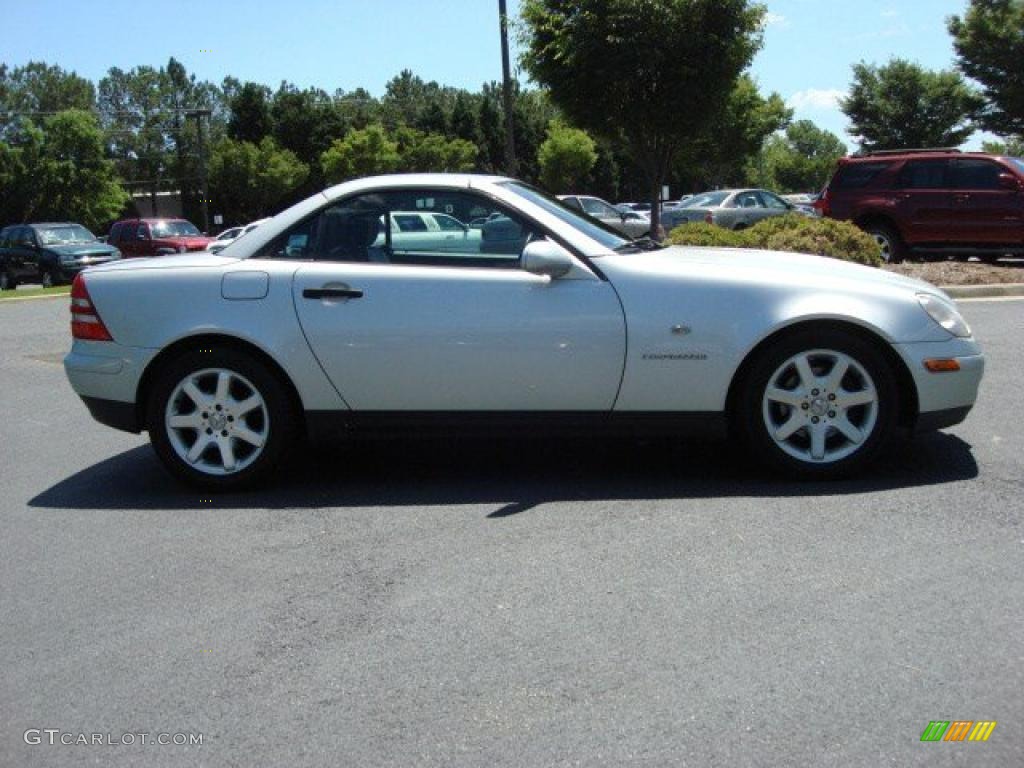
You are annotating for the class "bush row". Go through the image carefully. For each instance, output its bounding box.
[665,215,882,267]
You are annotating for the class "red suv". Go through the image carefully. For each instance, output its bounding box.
[107,218,213,257]
[816,149,1024,263]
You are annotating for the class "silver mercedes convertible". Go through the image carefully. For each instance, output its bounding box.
[64,174,983,489]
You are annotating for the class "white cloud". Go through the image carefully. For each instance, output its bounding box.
[788,88,845,111]
[763,11,789,28]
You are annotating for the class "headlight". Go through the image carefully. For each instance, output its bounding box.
[917,293,971,338]
[59,253,76,264]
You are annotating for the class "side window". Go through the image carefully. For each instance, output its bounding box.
[394,214,428,232]
[433,214,466,232]
[953,159,1003,190]
[735,191,763,208]
[561,197,583,212]
[108,224,121,244]
[761,192,789,210]
[898,160,949,189]
[580,197,616,217]
[833,161,891,189]
[254,189,539,268]
[18,227,36,246]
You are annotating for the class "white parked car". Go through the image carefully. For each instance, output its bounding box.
[208,218,271,254]
[64,174,983,489]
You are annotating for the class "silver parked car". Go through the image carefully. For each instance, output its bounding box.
[64,173,983,490]
[662,189,813,232]
[558,194,651,238]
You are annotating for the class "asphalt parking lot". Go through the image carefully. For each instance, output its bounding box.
[1,296,1021,767]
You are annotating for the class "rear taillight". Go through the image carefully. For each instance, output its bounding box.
[815,187,832,217]
[70,274,113,341]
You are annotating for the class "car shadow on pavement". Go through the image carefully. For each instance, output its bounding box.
[29,431,979,513]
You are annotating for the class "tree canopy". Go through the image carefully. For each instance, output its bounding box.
[749,120,847,193]
[841,58,982,151]
[538,120,598,191]
[521,0,765,233]
[949,0,1024,138]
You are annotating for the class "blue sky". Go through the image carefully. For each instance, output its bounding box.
[1,0,992,148]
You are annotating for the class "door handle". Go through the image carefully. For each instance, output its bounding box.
[953,193,970,202]
[302,287,363,299]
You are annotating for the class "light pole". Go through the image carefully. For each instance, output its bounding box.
[185,108,212,233]
[498,0,517,175]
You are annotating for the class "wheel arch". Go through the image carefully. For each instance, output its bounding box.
[854,212,902,240]
[725,319,919,428]
[135,333,306,435]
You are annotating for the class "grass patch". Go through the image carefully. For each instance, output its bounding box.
[0,285,72,301]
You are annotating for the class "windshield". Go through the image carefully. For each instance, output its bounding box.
[36,225,97,245]
[151,220,202,238]
[681,191,731,209]
[499,182,630,251]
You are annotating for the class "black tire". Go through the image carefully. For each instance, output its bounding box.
[0,270,14,291]
[146,346,300,491]
[864,223,904,264]
[735,328,899,479]
[41,269,56,288]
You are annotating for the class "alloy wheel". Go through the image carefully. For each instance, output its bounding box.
[761,349,879,464]
[164,368,269,476]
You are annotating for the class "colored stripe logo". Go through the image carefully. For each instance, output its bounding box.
[921,721,996,742]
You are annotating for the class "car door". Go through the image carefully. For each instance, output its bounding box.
[760,191,797,222]
[892,159,951,244]
[14,227,42,280]
[730,191,766,228]
[950,157,1023,244]
[268,189,626,411]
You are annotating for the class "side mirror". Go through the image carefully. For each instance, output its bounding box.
[522,239,574,279]
[998,173,1022,191]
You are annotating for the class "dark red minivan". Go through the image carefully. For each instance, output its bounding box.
[107,219,214,257]
[816,149,1024,263]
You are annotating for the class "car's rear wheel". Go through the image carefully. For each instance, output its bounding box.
[0,270,14,291]
[736,329,898,478]
[41,269,57,288]
[865,224,903,264]
[146,347,298,490]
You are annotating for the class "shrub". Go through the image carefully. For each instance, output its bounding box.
[667,214,881,267]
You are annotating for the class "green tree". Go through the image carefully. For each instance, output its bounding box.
[678,75,791,189]
[841,59,982,151]
[228,82,273,143]
[522,0,765,235]
[271,83,347,169]
[749,120,847,192]
[394,127,477,172]
[209,136,308,223]
[537,120,597,191]
[0,111,127,230]
[949,0,1024,138]
[320,124,400,183]
[982,137,1024,156]
[0,61,95,114]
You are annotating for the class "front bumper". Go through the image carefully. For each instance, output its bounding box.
[893,336,984,432]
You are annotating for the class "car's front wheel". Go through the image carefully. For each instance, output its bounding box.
[146,347,299,490]
[736,329,898,478]
[0,270,14,291]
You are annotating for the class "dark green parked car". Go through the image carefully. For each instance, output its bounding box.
[0,223,122,290]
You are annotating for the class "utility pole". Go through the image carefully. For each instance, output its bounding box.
[185,108,212,233]
[498,0,517,176]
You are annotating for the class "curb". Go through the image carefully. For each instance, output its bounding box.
[940,283,1024,299]
[0,291,71,304]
